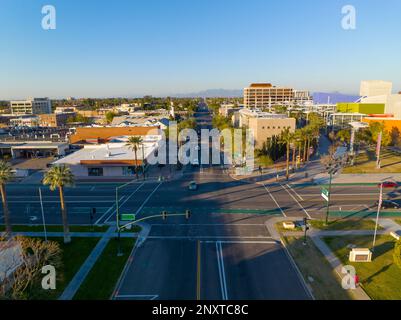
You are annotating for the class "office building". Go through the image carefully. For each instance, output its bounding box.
[360,80,392,97]
[244,83,294,108]
[10,98,52,115]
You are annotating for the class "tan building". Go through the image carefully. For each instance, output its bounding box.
[244,83,294,108]
[10,98,52,115]
[249,117,296,149]
[39,113,74,127]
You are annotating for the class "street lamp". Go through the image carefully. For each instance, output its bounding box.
[115,180,136,256]
[372,182,383,252]
[324,158,343,225]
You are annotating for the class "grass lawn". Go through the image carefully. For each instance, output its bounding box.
[343,148,401,174]
[73,237,136,300]
[394,219,401,226]
[32,237,100,300]
[310,219,381,231]
[283,236,353,300]
[0,225,109,233]
[324,235,401,300]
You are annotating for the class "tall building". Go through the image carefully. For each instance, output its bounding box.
[10,98,52,115]
[360,80,392,97]
[244,83,294,108]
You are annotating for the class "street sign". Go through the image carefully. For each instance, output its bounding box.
[321,188,329,202]
[120,213,136,221]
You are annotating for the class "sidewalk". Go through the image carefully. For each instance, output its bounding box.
[266,217,401,300]
[59,226,115,300]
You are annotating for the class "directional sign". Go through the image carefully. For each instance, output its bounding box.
[321,188,329,202]
[120,213,136,221]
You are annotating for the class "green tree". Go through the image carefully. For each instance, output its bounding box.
[126,136,143,179]
[368,122,391,146]
[279,128,294,180]
[0,161,15,238]
[394,240,401,269]
[337,129,351,144]
[43,165,75,243]
[105,111,117,124]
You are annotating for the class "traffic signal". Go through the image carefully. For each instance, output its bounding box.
[162,211,167,220]
[303,217,309,231]
[185,210,191,220]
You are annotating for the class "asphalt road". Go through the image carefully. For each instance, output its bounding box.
[2,104,400,300]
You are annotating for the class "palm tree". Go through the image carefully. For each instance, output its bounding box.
[43,165,74,243]
[280,128,294,181]
[293,129,303,169]
[0,161,14,238]
[126,136,143,179]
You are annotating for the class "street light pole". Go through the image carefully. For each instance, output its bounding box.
[372,183,383,252]
[116,186,122,256]
[325,171,333,225]
[38,187,47,242]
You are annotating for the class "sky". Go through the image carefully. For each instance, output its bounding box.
[0,0,400,99]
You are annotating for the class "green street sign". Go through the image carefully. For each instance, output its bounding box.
[120,213,136,221]
[321,188,329,201]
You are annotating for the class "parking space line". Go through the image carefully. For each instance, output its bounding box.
[262,183,287,217]
[280,184,311,219]
[114,294,158,300]
[197,240,201,300]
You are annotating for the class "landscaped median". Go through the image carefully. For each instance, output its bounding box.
[324,235,401,300]
[0,225,109,233]
[73,237,136,300]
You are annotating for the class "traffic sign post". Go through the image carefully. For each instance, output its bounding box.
[321,188,329,202]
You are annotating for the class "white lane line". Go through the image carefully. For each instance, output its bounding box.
[215,241,228,300]
[286,184,303,201]
[114,294,158,300]
[262,184,287,217]
[101,182,146,224]
[134,182,163,216]
[280,184,311,219]
[298,193,378,197]
[7,200,115,203]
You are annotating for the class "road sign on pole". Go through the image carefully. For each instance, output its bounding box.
[321,188,329,201]
[119,213,136,221]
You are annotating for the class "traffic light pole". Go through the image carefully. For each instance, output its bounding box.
[372,183,383,253]
[325,171,333,225]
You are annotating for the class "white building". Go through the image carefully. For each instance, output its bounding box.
[360,80,392,97]
[53,135,161,178]
[10,98,52,115]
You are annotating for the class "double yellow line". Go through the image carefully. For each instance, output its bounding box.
[197,240,201,300]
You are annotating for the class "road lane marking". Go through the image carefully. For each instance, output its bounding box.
[262,184,287,217]
[134,182,163,216]
[101,182,145,224]
[197,240,201,300]
[280,184,311,219]
[286,184,303,201]
[147,236,273,239]
[216,241,228,300]
[114,294,158,300]
[204,240,277,244]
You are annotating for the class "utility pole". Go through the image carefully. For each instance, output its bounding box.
[372,183,383,252]
[303,217,309,245]
[38,188,47,242]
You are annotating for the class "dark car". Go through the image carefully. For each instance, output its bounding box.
[376,200,400,209]
[379,181,398,188]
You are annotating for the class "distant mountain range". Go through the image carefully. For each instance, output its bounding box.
[173,89,243,98]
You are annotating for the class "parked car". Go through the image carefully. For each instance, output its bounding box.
[376,200,400,209]
[379,181,398,188]
[188,181,197,191]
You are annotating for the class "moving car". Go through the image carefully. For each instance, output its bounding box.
[376,200,400,209]
[379,181,398,188]
[188,181,197,190]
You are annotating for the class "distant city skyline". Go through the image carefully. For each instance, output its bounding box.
[1,0,400,99]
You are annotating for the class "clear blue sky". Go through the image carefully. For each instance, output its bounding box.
[1,0,400,99]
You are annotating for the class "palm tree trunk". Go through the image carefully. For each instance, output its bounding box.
[0,183,11,238]
[59,186,71,243]
[286,144,290,180]
[303,139,307,162]
[292,145,296,171]
[134,148,139,180]
[306,138,311,162]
